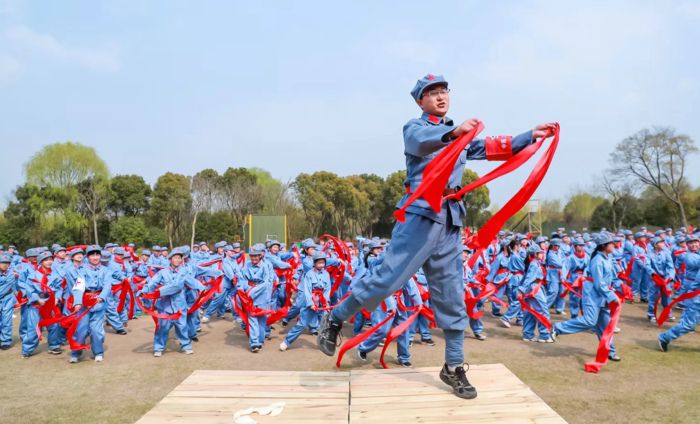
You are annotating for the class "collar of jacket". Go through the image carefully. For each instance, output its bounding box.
[421,112,453,126]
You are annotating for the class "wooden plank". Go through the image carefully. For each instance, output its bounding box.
[138,370,350,424]
[349,364,567,424]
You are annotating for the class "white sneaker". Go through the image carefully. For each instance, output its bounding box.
[499,318,511,328]
[94,355,103,362]
[69,357,79,364]
[201,316,210,323]
[279,341,288,351]
[184,349,194,355]
[153,351,162,357]
[614,327,621,334]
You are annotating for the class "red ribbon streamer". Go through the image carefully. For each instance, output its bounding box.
[394,122,485,222]
[584,301,622,373]
[336,310,396,368]
[517,284,552,332]
[656,289,700,327]
[378,305,435,369]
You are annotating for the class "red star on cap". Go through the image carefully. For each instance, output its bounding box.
[426,74,435,80]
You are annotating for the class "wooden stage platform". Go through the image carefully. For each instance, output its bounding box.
[137,364,566,423]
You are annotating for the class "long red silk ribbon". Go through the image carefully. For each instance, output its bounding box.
[378,305,435,369]
[656,289,700,327]
[336,310,396,368]
[394,122,485,222]
[517,284,552,332]
[584,301,622,373]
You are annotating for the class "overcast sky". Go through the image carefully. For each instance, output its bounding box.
[1,0,699,208]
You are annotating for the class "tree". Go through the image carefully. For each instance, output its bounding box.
[292,172,339,237]
[25,141,108,189]
[110,216,149,243]
[219,167,263,234]
[347,174,384,236]
[76,176,110,244]
[611,127,697,227]
[563,192,606,229]
[108,175,151,218]
[150,173,192,248]
[190,169,220,247]
[374,170,407,236]
[461,169,491,228]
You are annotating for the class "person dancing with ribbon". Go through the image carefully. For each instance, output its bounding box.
[519,244,554,343]
[552,234,622,365]
[316,73,557,399]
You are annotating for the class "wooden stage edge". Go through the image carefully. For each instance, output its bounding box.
[136,364,567,423]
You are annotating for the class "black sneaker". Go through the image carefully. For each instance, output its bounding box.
[0,345,10,350]
[658,337,669,352]
[48,348,63,355]
[439,364,477,399]
[358,350,367,361]
[608,354,621,362]
[317,313,343,356]
[421,338,436,346]
[399,361,412,367]
[191,336,199,342]
[116,329,127,335]
[281,319,289,327]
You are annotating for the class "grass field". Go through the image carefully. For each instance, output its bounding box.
[1,302,698,423]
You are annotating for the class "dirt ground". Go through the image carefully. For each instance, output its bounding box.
[1,302,698,424]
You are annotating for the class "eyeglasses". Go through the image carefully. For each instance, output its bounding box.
[423,88,450,98]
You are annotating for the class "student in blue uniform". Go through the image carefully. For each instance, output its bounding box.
[237,245,274,352]
[139,248,198,357]
[646,237,675,322]
[280,252,331,351]
[546,238,566,315]
[69,245,112,363]
[553,234,621,362]
[500,239,525,328]
[519,245,553,343]
[19,251,64,357]
[0,254,17,350]
[659,235,700,351]
[316,73,554,399]
[566,239,589,319]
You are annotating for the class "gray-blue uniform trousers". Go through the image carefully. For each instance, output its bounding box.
[331,111,534,366]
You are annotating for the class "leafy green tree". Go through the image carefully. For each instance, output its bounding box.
[219,167,263,234]
[108,175,151,218]
[293,172,337,237]
[190,169,221,246]
[563,192,606,229]
[25,141,109,189]
[611,127,697,227]
[461,169,491,228]
[150,172,192,248]
[110,216,149,244]
[76,176,110,244]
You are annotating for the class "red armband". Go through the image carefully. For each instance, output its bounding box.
[485,135,513,161]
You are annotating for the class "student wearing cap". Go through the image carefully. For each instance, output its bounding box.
[553,234,621,361]
[520,245,554,343]
[51,245,70,280]
[500,239,526,328]
[104,247,129,335]
[280,252,331,351]
[314,72,554,398]
[69,245,112,363]
[462,247,487,341]
[179,246,222,342]
[659,235,700,351]
[18,250,64,357]
[646,237,676,322]
[407,267,435,345]
[486,239,512,318]
[631,232,651,302]
[566,239,590,319]
[139,248,198,356]
[237,245,274,352]
[202,245,241,323]
[545,238,567,315]
[265,240,293,310]
[0,254,18,349]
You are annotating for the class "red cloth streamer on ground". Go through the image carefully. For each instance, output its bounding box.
[135,291,182,332]
[584,300,622,373]
[394,122,485,222]
[656,289,700,327]
[378,305,435,369]
[517,284,552,332]
[336,310,397,368]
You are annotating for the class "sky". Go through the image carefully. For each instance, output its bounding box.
[1,0,699,208]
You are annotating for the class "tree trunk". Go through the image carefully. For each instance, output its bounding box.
[191,211,198,248]
[611,200,617,232]
[677,200,689,228]
[93,213,99,245]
